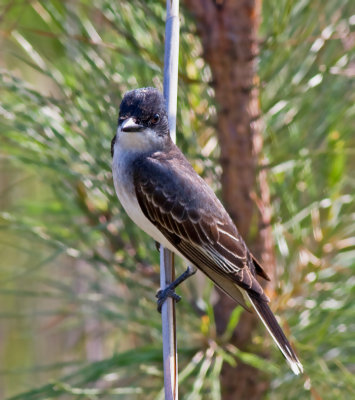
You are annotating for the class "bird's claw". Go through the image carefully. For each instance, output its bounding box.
[156,288,181,313]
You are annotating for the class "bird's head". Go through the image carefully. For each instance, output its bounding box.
[112,87,170,156]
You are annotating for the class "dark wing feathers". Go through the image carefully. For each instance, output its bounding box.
[252,255,271,281]
[133,148,269,304]
[132,148,304,374]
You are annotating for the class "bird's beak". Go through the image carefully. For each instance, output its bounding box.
[121,118,144,132]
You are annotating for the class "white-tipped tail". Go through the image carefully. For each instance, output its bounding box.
[246,293,303,375]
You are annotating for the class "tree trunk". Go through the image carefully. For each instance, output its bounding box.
[184,1,276,399]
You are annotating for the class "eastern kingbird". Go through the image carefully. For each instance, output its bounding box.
[111,87,303,375]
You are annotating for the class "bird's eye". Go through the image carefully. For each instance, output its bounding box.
[118,116,127,124]
[150,114,160,124]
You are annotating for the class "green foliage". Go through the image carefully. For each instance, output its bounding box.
[260,0,355,398]
[0,0,354,399]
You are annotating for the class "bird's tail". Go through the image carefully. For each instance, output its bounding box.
[246,293,303,375]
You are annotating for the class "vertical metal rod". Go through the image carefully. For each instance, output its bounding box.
[161,1,179,399]
[163,0,179,144]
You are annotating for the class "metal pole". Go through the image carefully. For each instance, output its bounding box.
[161,1,180,399]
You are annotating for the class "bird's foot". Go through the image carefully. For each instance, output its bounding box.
[155,266,197,313]
[156,288,181,313]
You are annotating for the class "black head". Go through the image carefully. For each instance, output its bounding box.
[118,87,169,135]
[111,87,170,157]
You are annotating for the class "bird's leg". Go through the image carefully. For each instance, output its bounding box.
[156,265,197,313]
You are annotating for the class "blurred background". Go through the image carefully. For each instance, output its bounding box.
[0,0,354,399]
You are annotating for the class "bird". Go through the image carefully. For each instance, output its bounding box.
[111,87,303,375]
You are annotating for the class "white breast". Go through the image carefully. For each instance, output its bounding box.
[112,140,176,253]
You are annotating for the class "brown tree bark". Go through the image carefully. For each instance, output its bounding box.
[184,1,276,399]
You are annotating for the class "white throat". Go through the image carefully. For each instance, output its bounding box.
[116,125,163,154]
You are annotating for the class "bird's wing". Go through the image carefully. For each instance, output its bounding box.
[132,150,303,374]
[132,151,268,305]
